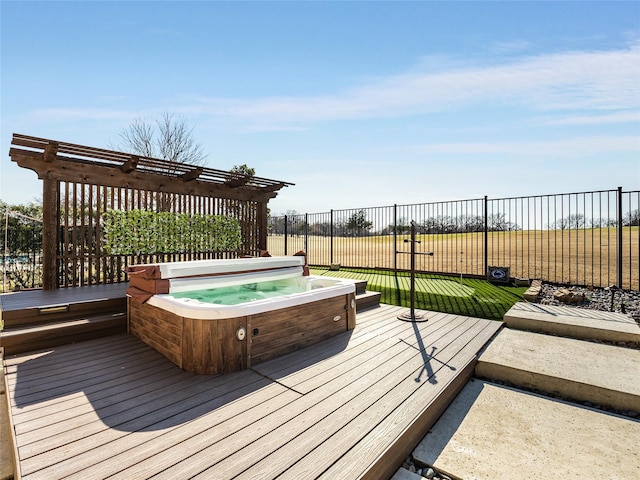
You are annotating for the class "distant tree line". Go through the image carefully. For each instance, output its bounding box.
[269,209,640,237]
[550,211,640,229]
[269,210,521,236]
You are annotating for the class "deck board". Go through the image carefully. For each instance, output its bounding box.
[233,317,486,480]
[255,312,460,394]
[318,321,498,480]
[4,304,501,479]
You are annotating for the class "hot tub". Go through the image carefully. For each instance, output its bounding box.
[125,256,356,375]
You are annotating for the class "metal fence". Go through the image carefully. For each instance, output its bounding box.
[267,187,640,290]
[2,209,43,292]
[3,187,639,292]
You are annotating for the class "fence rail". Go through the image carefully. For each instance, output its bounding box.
[267,188,640,291]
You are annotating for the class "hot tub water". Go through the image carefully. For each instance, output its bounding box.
[171,278,309,305]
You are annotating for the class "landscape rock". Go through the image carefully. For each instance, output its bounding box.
[523,279,542,301]
[553,287,586,304]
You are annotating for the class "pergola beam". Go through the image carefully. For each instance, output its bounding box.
[11,149,281,203]
[120,156,139,173]
[43,141,58,162]
[181,167,204,182]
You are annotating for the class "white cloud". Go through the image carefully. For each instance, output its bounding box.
[187,43,639,124]
[544,111,640,125]
[405,135,640,157]
[21,42,640,130]
[488,40,534,55]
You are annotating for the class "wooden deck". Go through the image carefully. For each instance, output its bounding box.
[3,305,501,480]
[0,283,128,322]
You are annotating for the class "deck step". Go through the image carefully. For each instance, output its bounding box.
[351,279,381,311]
[504,301,640,343]
[353,280,367,295]
[412,379,640,479]
[356,290,381,311]
[475,328,640,412]
[0,312,127,355]
[0,286,128,328]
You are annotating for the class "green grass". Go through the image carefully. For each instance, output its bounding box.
[310,267,527,321]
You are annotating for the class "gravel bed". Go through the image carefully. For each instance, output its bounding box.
[538,282,640,326]
[399,459,451,480]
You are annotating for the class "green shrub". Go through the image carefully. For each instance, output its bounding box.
[102,209,241,255]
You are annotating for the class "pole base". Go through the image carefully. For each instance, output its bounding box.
[397,311,428,322]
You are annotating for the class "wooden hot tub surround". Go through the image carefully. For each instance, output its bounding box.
[126,257,356,375]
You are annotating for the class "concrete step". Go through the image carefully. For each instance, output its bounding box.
[0,312,127,355]
[412,379,640,480]
[504,301,640,344]
[475,328,640,412]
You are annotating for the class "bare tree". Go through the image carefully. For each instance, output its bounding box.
[624,209,640,226]
[113,112,207,166]
[554,214,586,230]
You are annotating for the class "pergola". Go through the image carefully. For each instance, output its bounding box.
[9,133,293,289]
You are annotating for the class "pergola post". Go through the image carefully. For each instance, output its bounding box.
[257,202,268,251]
[42,177,60,290]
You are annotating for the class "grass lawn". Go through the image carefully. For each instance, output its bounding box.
[310,267,528,321]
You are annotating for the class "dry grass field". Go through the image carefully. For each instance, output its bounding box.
[268,227,639,290]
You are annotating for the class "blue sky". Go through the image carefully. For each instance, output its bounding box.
[1,1,639,215]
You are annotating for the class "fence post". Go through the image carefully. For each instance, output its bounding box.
[3,209,8,292]
[305,213,309,256]
[330,209,334,265]
[284,215,288,255]
[617,186,623,288]
[483,196,488,278]
[393,204,398,273]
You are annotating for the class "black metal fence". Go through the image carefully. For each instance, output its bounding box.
[2,209,43,292]
[267,187,640,290]
[3,187,639,292]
